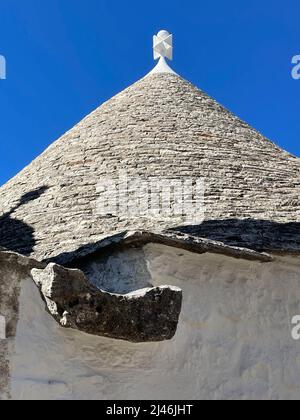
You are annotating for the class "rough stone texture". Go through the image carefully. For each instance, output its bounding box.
[0,73,299,261]
[174,220,300,254]
[0,250,44,400]
[31,263,182,343]
[9,247,300,400]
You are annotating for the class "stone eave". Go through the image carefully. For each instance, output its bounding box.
[49,230,273,267]
[31,263,183,343]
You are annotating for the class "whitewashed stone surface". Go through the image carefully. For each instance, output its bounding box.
[9,246,300,400]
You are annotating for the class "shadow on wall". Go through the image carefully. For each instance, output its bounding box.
[0,186,49,256]
[172,219,300,251]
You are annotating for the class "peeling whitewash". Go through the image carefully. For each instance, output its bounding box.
[8,244,300,400]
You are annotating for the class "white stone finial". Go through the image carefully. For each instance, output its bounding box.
[146,29,177,76]
[153,30,173,61]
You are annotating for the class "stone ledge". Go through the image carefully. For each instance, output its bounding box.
[31,263,183,343]
[51,230,273,266]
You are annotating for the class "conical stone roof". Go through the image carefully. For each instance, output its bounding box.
[0,70,300,261]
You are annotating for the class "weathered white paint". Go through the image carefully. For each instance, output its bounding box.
[10,245,300,400]
[0,251,41,400]
[78,248,152,294]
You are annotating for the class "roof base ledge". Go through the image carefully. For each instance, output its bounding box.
[52,230,273,266]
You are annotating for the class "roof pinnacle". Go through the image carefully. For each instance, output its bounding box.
[148,30,177,76]
[153,30,173,61]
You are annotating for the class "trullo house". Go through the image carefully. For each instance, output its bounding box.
[0,30,300,400]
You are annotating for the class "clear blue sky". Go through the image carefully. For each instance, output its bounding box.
[0,0,300,186]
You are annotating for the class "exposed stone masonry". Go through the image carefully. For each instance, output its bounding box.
[31,262,182,342]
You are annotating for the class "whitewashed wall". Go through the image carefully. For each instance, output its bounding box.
[0,251,40,400]
[10,245,300,400]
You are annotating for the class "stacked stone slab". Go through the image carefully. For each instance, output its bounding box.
[0,73,299,261]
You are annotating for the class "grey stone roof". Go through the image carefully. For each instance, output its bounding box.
[0,73,299,261]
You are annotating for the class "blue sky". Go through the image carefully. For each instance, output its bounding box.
[0,0,300,186]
